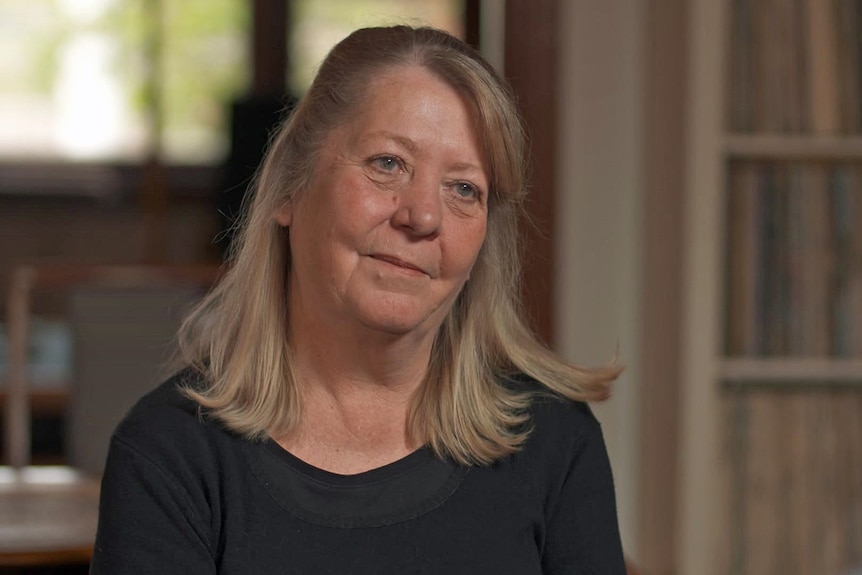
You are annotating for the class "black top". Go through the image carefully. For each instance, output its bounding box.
[91,370,626,574]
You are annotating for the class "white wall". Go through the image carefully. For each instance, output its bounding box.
[554,0,644,559]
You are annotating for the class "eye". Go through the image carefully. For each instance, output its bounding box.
[369,155,404,173]
[452,181,482,202]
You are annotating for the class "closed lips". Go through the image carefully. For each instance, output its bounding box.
[371,254,428,275]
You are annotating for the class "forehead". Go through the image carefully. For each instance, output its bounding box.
[364,65,466,110]
[334,65,484,147]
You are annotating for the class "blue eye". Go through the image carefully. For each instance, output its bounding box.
[371,156,402,172]
[455,182,481,200]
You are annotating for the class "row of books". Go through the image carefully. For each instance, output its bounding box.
[728,0,862,134]
[725,160,862,356]
[722,388,862,574]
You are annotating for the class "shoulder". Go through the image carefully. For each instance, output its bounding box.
[529,391,603,461]
[502,379,625,570]
[115,368,206,435]
[110,368,234,469]
[503,373,601,439]
[96,369,232,567]
[505,374,610,480]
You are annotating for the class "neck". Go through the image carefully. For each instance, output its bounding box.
[294,327,433,388]
[282,305,437,472]
[287,295,438,395]
[280,342,429,474]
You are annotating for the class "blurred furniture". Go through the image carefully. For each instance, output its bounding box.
[0,466,97,569]
[5,262,219,470]
[2,262,219,567]
[68,284,204,473]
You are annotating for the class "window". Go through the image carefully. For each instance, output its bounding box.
[0,0,249,164]
[0,0,465,192]
[288,0,464,95]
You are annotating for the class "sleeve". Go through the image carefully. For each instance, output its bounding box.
[540,412,627,575]
[89,436,217,574]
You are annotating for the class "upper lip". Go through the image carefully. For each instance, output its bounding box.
[370,253,431,276]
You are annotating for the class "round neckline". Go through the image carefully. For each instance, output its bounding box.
[263,439,437,487]
[244,437,468,528]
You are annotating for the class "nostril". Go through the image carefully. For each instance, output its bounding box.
[392,207,439,237]
[391,186,444,236]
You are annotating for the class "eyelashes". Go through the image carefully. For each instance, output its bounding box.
[451,181,481,201]
[369,155,406,175]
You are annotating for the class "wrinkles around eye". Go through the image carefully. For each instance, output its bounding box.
[363,155,410,190]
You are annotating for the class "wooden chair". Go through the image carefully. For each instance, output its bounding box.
[2,262,219,567]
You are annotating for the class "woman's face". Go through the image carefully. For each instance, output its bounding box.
[276,65,488,342]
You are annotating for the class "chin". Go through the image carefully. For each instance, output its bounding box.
[347,291,451,339]
[360,314,433,337]
[356,304,444,338]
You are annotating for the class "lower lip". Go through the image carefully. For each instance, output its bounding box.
[371,256,426,276]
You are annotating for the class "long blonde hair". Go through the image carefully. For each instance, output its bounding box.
[179,25,620,465]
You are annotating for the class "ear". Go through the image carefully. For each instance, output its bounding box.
[273,202,292,227]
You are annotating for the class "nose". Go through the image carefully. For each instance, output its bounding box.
[390,175,443,237]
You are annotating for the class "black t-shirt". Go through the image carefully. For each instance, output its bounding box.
[91,370,626,574]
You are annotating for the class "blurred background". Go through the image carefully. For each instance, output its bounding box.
[0,1,860,574]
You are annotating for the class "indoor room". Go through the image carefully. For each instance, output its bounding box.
[1,1,860,573]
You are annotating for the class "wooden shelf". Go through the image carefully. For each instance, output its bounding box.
[724,134,862,160]
[681,0,862,572]
[719,357,862,384]
[0,386,70,417]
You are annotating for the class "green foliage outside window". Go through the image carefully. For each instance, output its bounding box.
[0,0,461,164]
[0,0,248,163]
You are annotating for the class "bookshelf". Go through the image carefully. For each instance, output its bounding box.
[679,1,862,574]
[725,135,862,160]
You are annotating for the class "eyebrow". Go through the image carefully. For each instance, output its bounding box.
[448,162,485,175]
[364,131,418,153]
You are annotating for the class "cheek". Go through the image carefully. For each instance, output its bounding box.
[354,172,399,209]
[446,217,488,275]
[352,191,395,223]
[317,179,396,263]
[335,184,398,244]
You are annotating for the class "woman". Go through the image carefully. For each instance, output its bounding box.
[92,25,626,574]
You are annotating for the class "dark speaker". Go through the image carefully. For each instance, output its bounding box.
[219,95,295,255]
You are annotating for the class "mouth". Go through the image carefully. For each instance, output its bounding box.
[370,254,430,276]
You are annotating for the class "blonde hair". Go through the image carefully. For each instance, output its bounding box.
[179,25,620,465]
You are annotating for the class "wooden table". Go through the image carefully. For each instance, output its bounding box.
[0,466,99,567]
